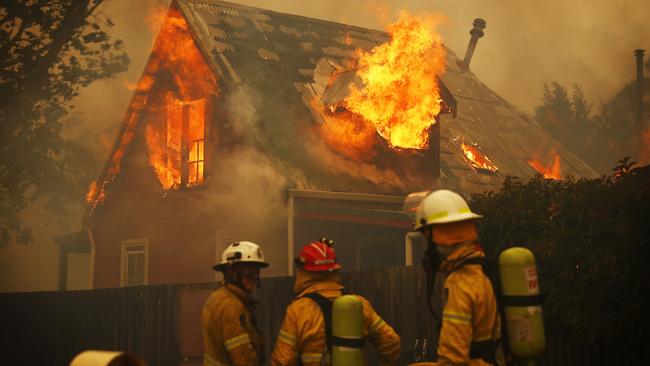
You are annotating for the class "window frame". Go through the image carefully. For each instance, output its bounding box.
[187,137,205,186]
[120,239,149,287]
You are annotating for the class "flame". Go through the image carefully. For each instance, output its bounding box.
[316,10,446,157]
[86,181,99,203]
[314,98,377,161]
[527,149,562,179]
[342,10,446,150]
[142,8,217,189]
[460,141,498,172]
[86,100,144,208]
[85,6,218,209]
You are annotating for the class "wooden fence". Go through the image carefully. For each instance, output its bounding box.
[0,285,180,366]
[2,266,648,365]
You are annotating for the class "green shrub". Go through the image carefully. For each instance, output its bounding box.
[470,163,650,348]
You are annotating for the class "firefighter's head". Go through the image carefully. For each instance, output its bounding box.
[292,238,342,293]
[415,189,482,259]
[213,241,268,292]
[294,238,342,272]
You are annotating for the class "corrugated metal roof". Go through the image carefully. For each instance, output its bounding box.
[170,0,598,196]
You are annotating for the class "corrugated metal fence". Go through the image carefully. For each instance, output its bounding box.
[2,266,647,365]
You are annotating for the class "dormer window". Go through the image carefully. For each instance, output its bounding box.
[147,96,206,189]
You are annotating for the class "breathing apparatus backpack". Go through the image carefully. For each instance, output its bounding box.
[299,291,366,366]
[423,246,546,365]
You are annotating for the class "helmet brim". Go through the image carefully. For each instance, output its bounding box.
[301,263,342,272]
[416,212,482,229]
[212,261,269,272]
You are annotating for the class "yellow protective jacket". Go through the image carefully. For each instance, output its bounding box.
[202,284,264,366]
[435,244,501,366]
[271,271,401,366]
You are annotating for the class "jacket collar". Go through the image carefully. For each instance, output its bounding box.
[439,242,485,272]
[224,283,256,305]
[297,280,344,298]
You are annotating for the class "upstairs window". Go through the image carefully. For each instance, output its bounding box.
[146,96,206,189]
[166,97,206,188]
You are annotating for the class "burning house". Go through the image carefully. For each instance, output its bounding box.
[57,0,597,289]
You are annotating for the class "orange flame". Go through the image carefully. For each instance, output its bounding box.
[142,8,217,189]
[85,6,218,208]
[460,141,498,172]
[527,149,562,179]
[315,98,378,161]
[86,181,99,203]
[342,10,446,150]
[316,10,446,158]
[86,97,144,208]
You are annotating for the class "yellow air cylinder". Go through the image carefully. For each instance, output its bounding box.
[332,295,365,366]
[498,247,546,363]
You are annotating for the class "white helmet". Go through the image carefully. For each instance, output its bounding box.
[414,189,482,229]
[212,241,269,271]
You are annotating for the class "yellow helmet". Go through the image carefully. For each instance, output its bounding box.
[414,189,482,230]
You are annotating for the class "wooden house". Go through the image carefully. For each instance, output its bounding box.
[56,0,597,289]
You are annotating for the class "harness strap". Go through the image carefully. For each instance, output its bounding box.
[469,339,499,364]
[299,289,365,366]
[302,292,334,352]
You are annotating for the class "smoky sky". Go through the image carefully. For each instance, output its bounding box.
[238,0,649,111]
[71,0,650,160]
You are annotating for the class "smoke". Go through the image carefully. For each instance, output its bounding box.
[192,86,297,276]
[227,85,263,139]
[305,134,411,190]
[0,204,60,292]
[238,0,650,112]
[63,0,171,161]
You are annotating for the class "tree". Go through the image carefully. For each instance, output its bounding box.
[590,77,650,170]
[535,82,596,164]
[535,69,650,174]
[0,1,129,246]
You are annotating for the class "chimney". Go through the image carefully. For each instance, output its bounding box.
[635,49,645,128]
[461,18,486,71]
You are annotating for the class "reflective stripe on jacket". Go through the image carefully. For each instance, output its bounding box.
[202,284,263,366]
[436,245,500,366]
[271,279,401,366]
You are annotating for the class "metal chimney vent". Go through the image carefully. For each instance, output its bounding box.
[461,18,486,72]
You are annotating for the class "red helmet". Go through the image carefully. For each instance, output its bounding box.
[296,239,342,272]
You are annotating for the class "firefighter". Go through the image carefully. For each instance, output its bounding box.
[202,241,268,366]
[414,189,502,366]
[271,239,401,366]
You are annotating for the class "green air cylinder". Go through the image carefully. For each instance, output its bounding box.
[332,295,365,366]
[498,247,546,362]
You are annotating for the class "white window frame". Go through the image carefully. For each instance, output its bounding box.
[120,239,149,287]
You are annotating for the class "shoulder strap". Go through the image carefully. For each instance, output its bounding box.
[301,292,334,352]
